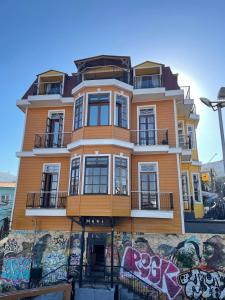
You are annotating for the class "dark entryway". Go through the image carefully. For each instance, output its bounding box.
[94,245,105,268]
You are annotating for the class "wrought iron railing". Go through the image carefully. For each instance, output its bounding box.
[26,192,67,209]
[130,129,168,146]
[178,134,192,149]
[134,74,161,89]
[131,191,174,210]
[34,132,71,148]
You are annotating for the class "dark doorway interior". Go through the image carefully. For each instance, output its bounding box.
[94,245,105,268]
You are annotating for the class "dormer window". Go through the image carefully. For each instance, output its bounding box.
[36,71,64,95]
[133,61,162,89]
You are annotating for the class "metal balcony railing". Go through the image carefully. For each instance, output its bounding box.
[131,191,174,210]
[134,74,161,89]
[178,134,192,150]
[180,86,191,100]
[34,132,71,148]
[33,82,63,96]
[130,129,169,146]
[26,191,67,209]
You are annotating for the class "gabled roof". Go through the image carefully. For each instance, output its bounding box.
[74,55,131,72]
[133,60,164,69]
[37,69,66,76]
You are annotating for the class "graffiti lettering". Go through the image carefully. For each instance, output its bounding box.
[121,247,182,300]
[1,257,31,285]
[179,268,225,299]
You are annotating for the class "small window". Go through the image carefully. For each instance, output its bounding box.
[192,174,201,202]
[84,156,109,194]
[115,95,128,128]
[88,93,110,126]
[187,125,196,149]
[74,97,83,130]
[69,158,80,195]
[114,157,128,195]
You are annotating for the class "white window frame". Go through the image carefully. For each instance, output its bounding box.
[81,154,111,195]
[114,92,130,129]
[85,91,112,126]
[68,155,81,195]
[192,173,202,203]
[137,162,160,209]
[137,105,157,145]
[187,124,196,149]
[73,94,84,131]
[42,163,61,208]
[181,170,191,203]
[113,155,130,196]
[178,120,185,146]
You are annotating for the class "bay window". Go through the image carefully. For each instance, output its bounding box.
[69,157,80,195]
[115,94,128,128]
[84,156,109,194]
[74,97,83,130]
[114,157,128,195]
[88,93,110,126]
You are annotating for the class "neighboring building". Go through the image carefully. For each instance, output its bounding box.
[0,182,16,222]
[201,160,224,179]
[12,55,202,279]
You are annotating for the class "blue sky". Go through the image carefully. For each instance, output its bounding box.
[1,0,225,176]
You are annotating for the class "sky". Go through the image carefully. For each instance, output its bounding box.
[1,0,225,176]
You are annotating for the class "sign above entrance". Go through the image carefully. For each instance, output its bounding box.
[82,217,114,227]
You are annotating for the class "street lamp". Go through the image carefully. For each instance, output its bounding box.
[200,87,225,173]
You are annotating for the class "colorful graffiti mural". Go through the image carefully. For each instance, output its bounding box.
[1,231,225,299]
[121,246,182,300]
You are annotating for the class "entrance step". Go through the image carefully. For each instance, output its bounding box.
[75,287,114,300]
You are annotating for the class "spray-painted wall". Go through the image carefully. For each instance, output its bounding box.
[0,230,225,299]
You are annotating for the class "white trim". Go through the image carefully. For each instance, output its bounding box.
[173,99,178,147]
[114,92,130,129]
[72,79,133,95]
[187,124,196,149]
[68,138,133,151]
[191,172,203,203]
[131,210,173,219]
[113,154,130,196]
[33,148,70,156]
[73,94,84,130]
[181,170,191,205]
[81,154,111,195]
[26,209,66,217]
[176,154,185,234]
[138,161,160,209]
[16,151,34,157]
[191,160,202,166]
[28,94,62,101]
[85,91,112,126]
[68,155,81,195]
[20,108,28,151]
[48,109,65,134]
[134,145,169,153]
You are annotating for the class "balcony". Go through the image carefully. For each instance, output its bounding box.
[177,86,195,117]
[26,191,67,216]
[131,191,174,218]
[131,129,169,153]
[34,132,71,148]
[178,134,192,161]
[134,74,161,89]
[33,82,63,96]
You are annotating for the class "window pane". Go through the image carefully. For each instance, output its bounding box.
[100,105,109,125]
[89,106,98,126]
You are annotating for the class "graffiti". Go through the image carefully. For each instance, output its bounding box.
[121,246,182,300]
[172,236,201,269]
[41,252,67,284]
[1,257,31,286]
[69,234,81,276]
[203,235,225,270]
[179,268,225,299]
[32,234,51,268]
[4,238,19,257]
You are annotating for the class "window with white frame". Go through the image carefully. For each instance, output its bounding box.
[187,125,196,149]
[192,173,201,202]
[74,97,83,130]
[84,156,109,194]
[88,93,110,126]
[139,162,159,209]
[114,157,128,195]
[69,157,80,195]
[181,172,189,202]
[115,94,128,128]
[178,121,185,147]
